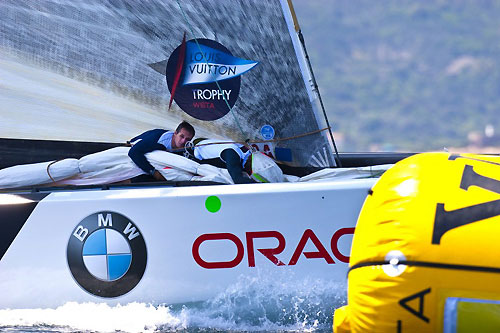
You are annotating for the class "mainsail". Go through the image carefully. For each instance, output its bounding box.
[0,0,337,169]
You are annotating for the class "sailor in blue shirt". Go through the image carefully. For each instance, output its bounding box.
[128,121,195,180]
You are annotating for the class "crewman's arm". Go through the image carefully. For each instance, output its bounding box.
[128,130,165,175]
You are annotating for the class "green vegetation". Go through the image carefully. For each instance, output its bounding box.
[294,1,500,152]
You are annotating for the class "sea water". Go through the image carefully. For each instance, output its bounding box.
[0,276,346,332]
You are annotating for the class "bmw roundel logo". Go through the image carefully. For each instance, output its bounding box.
[67,212,147,298]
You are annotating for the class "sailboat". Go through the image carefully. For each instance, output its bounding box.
[0,0,408,309]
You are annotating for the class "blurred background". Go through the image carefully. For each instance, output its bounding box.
[293,0,500,153]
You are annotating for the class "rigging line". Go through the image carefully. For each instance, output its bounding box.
[298,31,341,167]
[175,0,247,139]
[165,127,331,153]
[287,0,342,167]
[46,160,61,183]
[248,126,330,144]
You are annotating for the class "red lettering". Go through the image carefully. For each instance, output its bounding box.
[250,144,275,158]
[288,229,335,265]
[246,231,286,267]
[193,228,352,269]
[263,144,275,158]
[330,227,355,263]
[192,233,244,269]
[192,102,215,109]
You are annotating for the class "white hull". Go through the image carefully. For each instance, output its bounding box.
[0,179,375,309]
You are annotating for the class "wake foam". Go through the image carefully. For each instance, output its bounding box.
[0,274,346,332]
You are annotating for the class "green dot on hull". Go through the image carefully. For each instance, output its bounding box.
[205,196,221,213]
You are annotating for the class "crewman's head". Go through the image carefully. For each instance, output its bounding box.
[172,121,195,149]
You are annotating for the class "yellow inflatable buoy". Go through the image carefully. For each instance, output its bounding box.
[334,153,500,333]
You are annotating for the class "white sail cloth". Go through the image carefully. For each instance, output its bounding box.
[0,159,81,189]
[0,147,234,188]
[53,147,232,186]
[0,147,393,189]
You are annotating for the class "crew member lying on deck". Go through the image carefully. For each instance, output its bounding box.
[128,121,195,181]
[192,139,284,184]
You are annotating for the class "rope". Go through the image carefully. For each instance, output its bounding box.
[46,160,61,183]
[168,126,331,153]
[175,0,247,139]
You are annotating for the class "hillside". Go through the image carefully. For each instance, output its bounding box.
[294,1,500,152]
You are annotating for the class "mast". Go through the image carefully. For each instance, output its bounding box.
[283,0,342,167]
